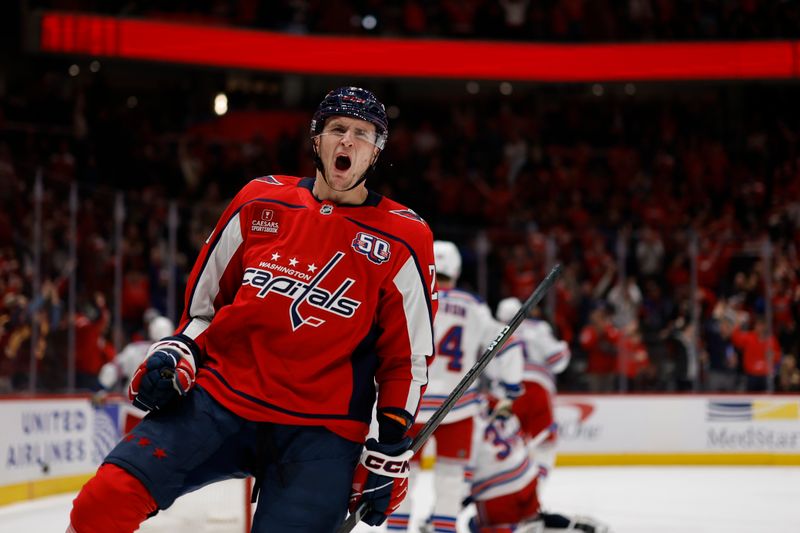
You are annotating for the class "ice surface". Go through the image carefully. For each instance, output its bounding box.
[2,467,799,532]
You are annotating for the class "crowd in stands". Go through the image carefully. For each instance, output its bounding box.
[30,0,800,41]
[0,0,800,392]
[2,58,799,396]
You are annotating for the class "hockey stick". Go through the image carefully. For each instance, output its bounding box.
[337,264,563,533]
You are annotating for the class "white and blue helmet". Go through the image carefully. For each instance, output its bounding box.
[434,240,462,281]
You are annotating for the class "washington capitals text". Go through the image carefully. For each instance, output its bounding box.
[242,251,361,330]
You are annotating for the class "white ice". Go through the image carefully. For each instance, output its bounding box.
[2,466,799,532]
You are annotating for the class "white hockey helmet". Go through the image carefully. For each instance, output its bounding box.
[148,316,175,341]
[434,240,462,281]
[496,296,522,323]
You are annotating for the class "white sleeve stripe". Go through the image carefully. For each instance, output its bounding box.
[184,212,244,341]
[393,256,433,415]
[182,318,211,346]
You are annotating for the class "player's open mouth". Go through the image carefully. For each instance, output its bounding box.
[335,154,351,171]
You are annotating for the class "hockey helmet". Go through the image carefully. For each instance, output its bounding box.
[496,297,522,323]
[434,240,462,281]
[310,86,388,150]
[148,316,174,341]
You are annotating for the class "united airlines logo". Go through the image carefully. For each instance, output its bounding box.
[352,232,391,265]
[242,251,361,330]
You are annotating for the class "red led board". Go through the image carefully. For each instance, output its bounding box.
[39,12,800,81]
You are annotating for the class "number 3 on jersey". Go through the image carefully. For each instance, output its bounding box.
[437,325,464,371]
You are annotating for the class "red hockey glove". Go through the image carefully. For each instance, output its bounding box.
[128,336,197,412]
[349,437,413,526]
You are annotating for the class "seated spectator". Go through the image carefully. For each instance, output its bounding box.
[704,301,740,392]
[619,321,652,391]
[606,276,643,329]
[579,302,620,392]
[778,354,800,392]
[0,293,30,392]
[665,317,701,392]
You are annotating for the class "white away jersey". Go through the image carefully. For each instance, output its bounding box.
[98,340,150,391]
[516,318,570,393]
[417,288,502,424]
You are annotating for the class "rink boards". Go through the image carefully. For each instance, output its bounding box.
[2,393,799,507]
[554,394,800,466]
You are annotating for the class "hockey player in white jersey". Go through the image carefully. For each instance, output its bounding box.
[492,299,607,532]
[93,314,176,434]
[387,241,522,533]
[97,314,174,392]
[495,297,569,489]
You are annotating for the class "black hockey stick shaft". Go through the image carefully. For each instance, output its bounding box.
[337,264,563,533]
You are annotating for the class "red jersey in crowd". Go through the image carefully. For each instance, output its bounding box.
[620,333,649,379]
[75,308,111,375]
[579,322,620,375]
[178,176,438,443]
[731,327,781,377]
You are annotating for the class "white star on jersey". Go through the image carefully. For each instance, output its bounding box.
[271,252,281,261]
[289,257,298,267]
[307,263,318,273]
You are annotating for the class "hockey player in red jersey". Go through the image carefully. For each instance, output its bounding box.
[388,241,522,533]
[68,87,438,532]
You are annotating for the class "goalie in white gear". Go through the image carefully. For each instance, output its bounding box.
[387,241,523,533]
[468,403,611,533]
[495,297,608,532]
[97,313,175,391]
[468,405,542,532]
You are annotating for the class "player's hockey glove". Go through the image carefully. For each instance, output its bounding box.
[349,436,413,526]
[487,382,522,422]
[128,335,198,412]
[489,397,515,422]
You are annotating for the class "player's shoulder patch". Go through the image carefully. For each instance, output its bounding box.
[377,196,428,225]
[254,175,284,186]
[389,208,426,224]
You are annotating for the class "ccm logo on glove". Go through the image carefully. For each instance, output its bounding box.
[363,453,411,476]
[349,437,413,526]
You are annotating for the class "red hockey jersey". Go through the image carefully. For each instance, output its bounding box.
[177,176,437,442]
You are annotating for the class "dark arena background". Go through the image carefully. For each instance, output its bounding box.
[1,2,799,532]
